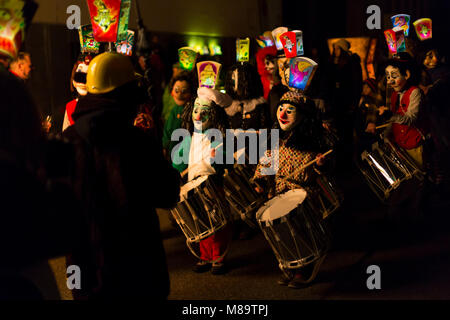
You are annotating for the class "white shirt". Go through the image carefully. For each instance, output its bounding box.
[188,132,216,181]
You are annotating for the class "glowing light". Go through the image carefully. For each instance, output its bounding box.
[79,24,100,54]
[178,47,197,71]
[413,18,432,41]
[86,0,121,42]
[115,29,134,56]
[236,38,250,62]
[0,0,25,59]
[391,14,411,37]
[197,61,221,89]
[288,57,317,91]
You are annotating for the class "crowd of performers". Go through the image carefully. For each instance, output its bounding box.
[1,15,450,299]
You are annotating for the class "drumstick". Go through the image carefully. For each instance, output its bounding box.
[180,143,224,178]
[375,123,390,130]
[282,149,333,183]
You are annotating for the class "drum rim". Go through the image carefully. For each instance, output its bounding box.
[256,189,307,224]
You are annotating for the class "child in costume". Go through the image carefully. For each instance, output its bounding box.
[253,89,330,288]
[162,72,196,157]
[172,86,233,275]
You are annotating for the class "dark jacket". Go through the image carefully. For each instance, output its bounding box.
[63,92,180,299]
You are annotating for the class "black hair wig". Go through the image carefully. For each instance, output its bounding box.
[224,62,264,100]
[385,52,421,87]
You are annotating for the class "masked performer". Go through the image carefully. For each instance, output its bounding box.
[224,63,270,130]
[162,71,196,157]
[172,86,233,275]
[62,54,92,131]
[252,88,331,288]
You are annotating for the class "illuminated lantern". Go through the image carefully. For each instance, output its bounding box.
[86,0,121,42]
[391,14,411,37]
[256,31,274,48]
[197,61,221,89]
[117,0,131,42]
[178,47,197,71]
[271,26,288,55]
[280,30,303,58]
[115,29,134,56]
[384,28,405,54]
[288,57,317,91]
[413,18,432,41]
[236,37,250,62]
[0,0,25,59]
[78,24,100,53]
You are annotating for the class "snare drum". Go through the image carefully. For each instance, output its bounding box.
[171,175,230,243]
[256,189,330,270]
[223,164,266,228]
[308,174,343,220]
[357,140,424,204]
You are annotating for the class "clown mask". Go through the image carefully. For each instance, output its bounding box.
[172,80,192,106]
[192,98,212,131]
[73,62,89,96]
[385,65,409,92]
[423,50,439,69]
[277,103,299,131]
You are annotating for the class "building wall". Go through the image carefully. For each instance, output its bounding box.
[33,0,282,38]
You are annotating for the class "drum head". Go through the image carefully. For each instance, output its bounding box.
[180,175,209,200]
[257,189,307,222]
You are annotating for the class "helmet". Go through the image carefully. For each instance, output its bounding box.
[86,52,137,94]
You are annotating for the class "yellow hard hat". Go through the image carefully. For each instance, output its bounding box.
[86,52,137,94]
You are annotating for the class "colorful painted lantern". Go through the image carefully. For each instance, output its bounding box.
[0,0,25,59]
[178,47,197,71]
[197,61,221,89]
[271,26,288,52]
[117,0,131,42]
[236,37,250,62]
[391,14,411,37]
[280,30,303,58]
[86,0,121,42]
[288,57,317,91]
[115,29,134,56]
[256,31,274,48]
[413,18,432,41]
[384,28,406,54]
[78,24,100,54]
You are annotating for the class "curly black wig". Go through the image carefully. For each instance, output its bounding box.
[225,62,264,100]
[168,71,197,96]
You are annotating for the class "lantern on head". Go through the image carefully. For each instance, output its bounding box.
[115,29,134,56]
[0,0,25,59]
[116,0,131,42]
[236,37,250,62]
[197,61,221,89]
[271,26,288,57]
[288,57,318,92]
[86,0,121,42]
[280,30,304,58]
[413,18,432,41]
[256,31,274,48]
[178,47,197,71]
[384,27,406,55]
[391,14,411,37]
[78,24,101,54]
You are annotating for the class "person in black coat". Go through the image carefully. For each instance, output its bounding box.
[63,53,180,299]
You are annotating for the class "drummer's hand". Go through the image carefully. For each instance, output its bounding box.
[316,154,325,166]
[322,122,331,131]
[365,122,376,134]
[378,106,388,115]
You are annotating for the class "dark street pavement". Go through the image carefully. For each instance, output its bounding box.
[160,168,450,300]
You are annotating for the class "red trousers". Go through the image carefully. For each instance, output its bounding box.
[199,225,232,263]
